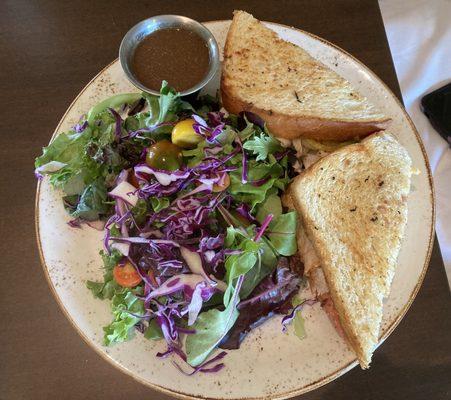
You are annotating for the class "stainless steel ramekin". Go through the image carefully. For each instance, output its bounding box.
[119,15,220,96]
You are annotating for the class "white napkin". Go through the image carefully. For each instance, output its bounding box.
[379,0,451,288]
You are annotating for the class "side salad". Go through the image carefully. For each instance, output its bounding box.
[35,82,310,374]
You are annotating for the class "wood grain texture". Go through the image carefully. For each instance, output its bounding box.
[0,1,450,399]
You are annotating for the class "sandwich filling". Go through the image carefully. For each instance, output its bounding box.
[297,224,346,338]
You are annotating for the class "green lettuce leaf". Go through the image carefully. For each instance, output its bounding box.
[294,313,306,339]
[229,158,287,209]
[144,319,164,341]
[229,175,277,209]
[256,194,283,224]
[224,238,261,305]
[237,117,259,141]
[86,93,142,126]
[186,283,241,366]
[36,128,97,193]
[72,179,109,221]
[223,225,277,301]
[239,239,278,299]
[86,250,123,300]
[51,170,86,196]
[216,125,238,146]
[103,288,145,345]
[36,108,126,198]
[143,81,193,129]
[35,129,90,169]
[182,141,208,167]
[292,298,307,340]
[131,198,148,226]
[243,132,282,161]
[150,197,170,213]
[224,225,250,248]
[267,212,298,256]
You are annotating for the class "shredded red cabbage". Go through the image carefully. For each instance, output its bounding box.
[173,351,227,376]
[73,120,88,133]
[281,299,317,332]
[192,114,225,144]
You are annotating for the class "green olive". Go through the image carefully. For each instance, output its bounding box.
[145,140,183,171]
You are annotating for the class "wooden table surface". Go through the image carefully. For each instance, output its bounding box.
[1,1,450,399]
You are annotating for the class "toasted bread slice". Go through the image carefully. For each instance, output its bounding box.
[289,132,412,368]
[221,11,390,141]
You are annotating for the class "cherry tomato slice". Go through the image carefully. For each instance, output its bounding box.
[113,261,142,288]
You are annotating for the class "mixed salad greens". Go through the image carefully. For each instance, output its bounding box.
[35,83,310,374]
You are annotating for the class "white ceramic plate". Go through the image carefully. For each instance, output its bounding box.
[36,20,434,399]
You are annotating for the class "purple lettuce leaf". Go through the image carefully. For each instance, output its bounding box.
[219,259,301,350]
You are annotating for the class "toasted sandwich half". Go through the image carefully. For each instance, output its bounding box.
[221,11,390,142]
[285,132,412,368]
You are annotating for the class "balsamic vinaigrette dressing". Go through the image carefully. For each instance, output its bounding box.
[131,28,210,92]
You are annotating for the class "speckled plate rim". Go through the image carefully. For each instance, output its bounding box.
[35,20,435,400]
